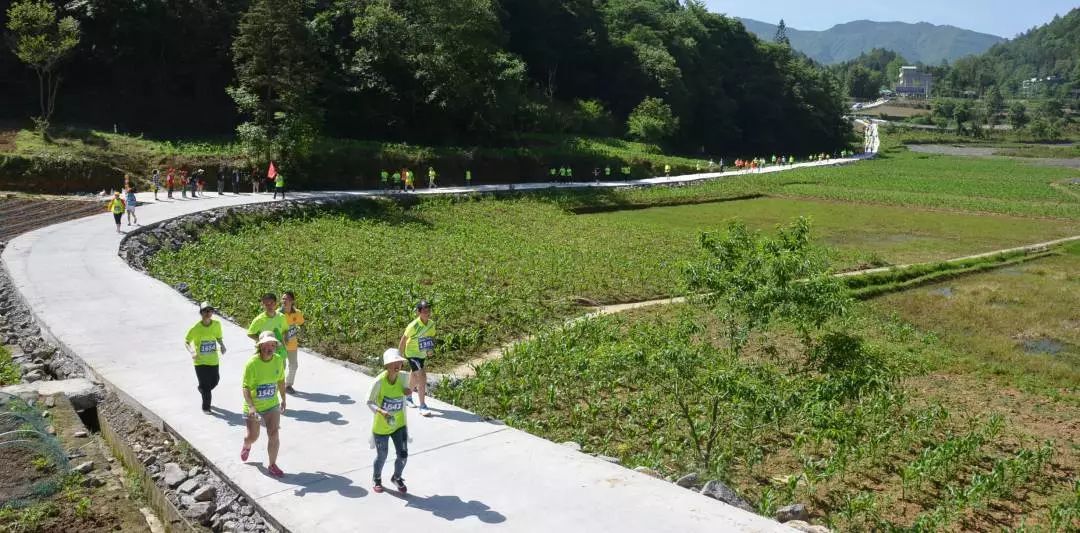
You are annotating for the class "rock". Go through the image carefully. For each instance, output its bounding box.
[42,410,50,418]
[24,370,43,382]
[675,473,699,488]
[188,466,200,478]
[142,454,156,466]
[175,282,190,294]
[177,478,200,494]
[632,466,661,478]
[45,425,56,435]
[595,455,620,464]
[0,378,101,410]
[240,505,254,517]
[784,520,831,533]
[560,441,582,452]
[181,495,197,507]
[22,363,44,373]
[73,461,94,474]
[776,503,810,523]
[193,485,217,502]
[163,462,188,488]
[73,430,88,438]
[700,480,754,512]
[223,521,237,532]
[183,501,216,524]
[132,444,143,453]
[82,475,106,488]
[44,396,55,408]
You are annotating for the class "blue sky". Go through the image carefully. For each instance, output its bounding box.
[704,0,1076,38]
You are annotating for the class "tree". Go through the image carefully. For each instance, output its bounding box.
[229,0,321,165]
[932,99,956,128]
[774,19,790,46]
[626,96,679,143]
[671,218,850,471]
[1008,102,1030,132]
[5,0,80,137]
[952,101,973,134]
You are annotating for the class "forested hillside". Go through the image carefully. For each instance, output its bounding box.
[0,0,848,156]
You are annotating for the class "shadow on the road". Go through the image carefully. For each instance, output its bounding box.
[390,492,506,523]
[211,406,247,427]
[284,408,349,426]
[289,390,355,405]
[425,407,489,424]
[248,463,368,498]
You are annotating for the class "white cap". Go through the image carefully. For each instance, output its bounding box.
[382,348,405,366]
[256,331,279,346]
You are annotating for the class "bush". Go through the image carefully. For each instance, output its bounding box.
[626,97,679,143]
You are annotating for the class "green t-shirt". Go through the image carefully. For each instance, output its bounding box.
[380,171,389,182]
[185,320,223,366]
[275,174,285,187]
[248,311,287,357]
[402,317,436,359]
[242,353,285,413]
[369,370,408,435]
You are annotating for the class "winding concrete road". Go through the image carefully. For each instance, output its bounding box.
[1,153,877,532]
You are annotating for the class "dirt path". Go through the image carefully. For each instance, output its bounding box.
[444,234,1080,379]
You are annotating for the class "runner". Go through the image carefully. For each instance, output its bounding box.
[166,169,175,199]
[247,293,287,358]
[549,167,557,181]
[427,166,437,189]
[604,165,611,179]
[405,169,415,192]
[124,183,138,226]
[380,170,389,191]
[393,171,402,192]
[233,167,241,194]
[217,166,226,195]
[273,168,286,199]
[151,169,160,201]
[240,331,287,478]
[664,163,671,176]
[465,169,472,187]
[181,170,188,198]
[185,301,226,414]
[367,348,412,494]
[398,300,435,417]
[106,192,125,233]
[280,291,305,394]
[621,165,630,180]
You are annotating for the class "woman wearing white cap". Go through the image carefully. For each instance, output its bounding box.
[184,302,226,414]
[367,348,412,493]
[240,331,287,478]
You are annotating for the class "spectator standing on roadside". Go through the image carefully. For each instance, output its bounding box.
[124,183,138,226]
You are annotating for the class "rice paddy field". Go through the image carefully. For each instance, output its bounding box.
[148,139,1080,530]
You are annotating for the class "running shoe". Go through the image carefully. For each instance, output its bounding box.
[372,481,384,494]
[406,395,417,408]
[240,445,250,462]
[285,386,296,394]
[419,405,432,417]
[391,476,407,493]
[268,464,285,478]
[202,408,212,415]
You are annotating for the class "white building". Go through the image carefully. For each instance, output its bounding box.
[896,66,932,98]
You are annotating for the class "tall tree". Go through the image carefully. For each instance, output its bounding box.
[774,19,790,46]
[5,0,79,137]
[229,0,321,165]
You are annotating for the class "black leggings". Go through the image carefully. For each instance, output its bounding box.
[194,365,220,411]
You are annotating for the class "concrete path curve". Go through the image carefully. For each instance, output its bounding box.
[0,155,881,532]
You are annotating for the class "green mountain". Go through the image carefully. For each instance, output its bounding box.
[739,18,1005,65]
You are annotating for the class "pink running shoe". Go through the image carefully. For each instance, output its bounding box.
[268,464,285,478]
[240,445,251,462]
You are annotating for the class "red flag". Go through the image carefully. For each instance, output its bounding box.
[267,161,278,178]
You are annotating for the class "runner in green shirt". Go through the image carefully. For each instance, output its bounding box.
[398,300,435,417]
[367,348,413,494]
[247,293,287,358]
[273,171,285,200]
[380,170,389,190]
[184,301,227,414]
[240,331,287,477]
[465,169,472,186]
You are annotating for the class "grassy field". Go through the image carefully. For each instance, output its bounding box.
[441,293,1079,530]
[148,192,1078,371]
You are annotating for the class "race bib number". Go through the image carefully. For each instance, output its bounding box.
[285,325,299,341]
[199,340,217,354]
[381,397,404,413]
[255,383,277,399]
[418,337,434,352]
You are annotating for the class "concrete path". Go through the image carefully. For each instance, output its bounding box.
[0,158,884,532]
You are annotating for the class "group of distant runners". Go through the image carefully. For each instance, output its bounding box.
[184,292,435,492]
